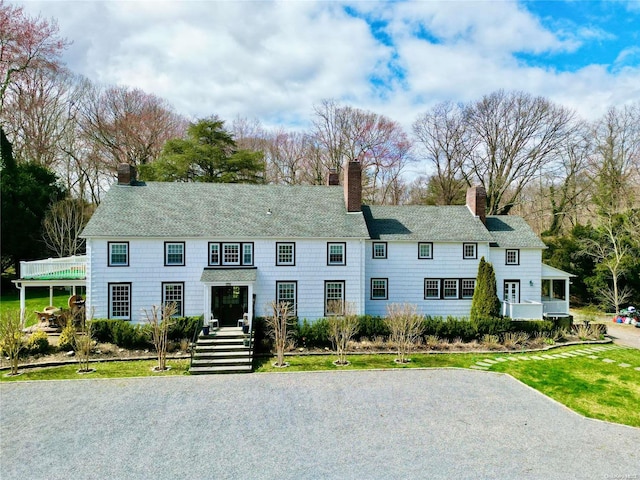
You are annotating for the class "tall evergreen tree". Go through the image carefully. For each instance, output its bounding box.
[470,257,501,320]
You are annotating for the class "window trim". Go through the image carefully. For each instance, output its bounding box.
[164,241,185,266]
[506,249,520,265]
[208,242,254,266]
[208,242,220,266]
[327,242,346,266]
[108,241,129,267]
[463,243,477,260]
[324,280,345,316]
[443,279,459,299]
[275,281,297,316]
[461,278,476,299]
[221,242,241,266]
[424,279,440,300]
[276,242,296,266]
[108,282,131,320]
[162,282,184,317]
[418,242,433,260]
[372,242,387,259]
[242,243,254,266]
[370,278,388,300]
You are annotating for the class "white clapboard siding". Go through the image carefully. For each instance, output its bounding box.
[86,237,365,322]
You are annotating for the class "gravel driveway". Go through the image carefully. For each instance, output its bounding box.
[1,369,638,480]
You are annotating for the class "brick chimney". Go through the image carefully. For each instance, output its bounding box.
[466,185,486,224]
[117,163,137,186]
[344,161,362,212]
[327,168,339,186]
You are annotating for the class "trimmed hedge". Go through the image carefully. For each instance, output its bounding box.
[90,316,202,349]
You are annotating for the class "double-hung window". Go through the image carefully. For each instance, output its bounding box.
[243,244,253,265]
[325,281,345,315]
[109,283,131,320]
[327,243,346,265]
[371,278,388,300]
[443,279,459,299]
[461,279,476,299]
[276,281,297,316]
[209,242,253,266]
[165,242,185,266]
[276,243,295,266]
[424,279,440,299]
[209,243,220,265]
[163,282,184,317]
[372,242,387,259]
[418,242,433,259]
[463,243,477,259]
[108,242,129,266]
[222,243,240,265]
[506,249,520,265]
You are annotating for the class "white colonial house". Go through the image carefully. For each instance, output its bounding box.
[14,162,573,328]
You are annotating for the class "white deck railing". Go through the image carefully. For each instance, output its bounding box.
[21,255,87,280]
[542,300,569,315]
[502,300,543,320]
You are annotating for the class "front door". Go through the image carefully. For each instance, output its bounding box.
[212,286,248,327]
[504,281,520,304]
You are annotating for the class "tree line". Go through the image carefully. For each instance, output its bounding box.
[1,1,638,312]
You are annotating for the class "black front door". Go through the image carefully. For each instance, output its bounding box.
[212,286,248,327]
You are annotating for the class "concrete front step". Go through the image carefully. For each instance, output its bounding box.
[194,350,252,358]
[192,357,252,366]
[189,365,252,374]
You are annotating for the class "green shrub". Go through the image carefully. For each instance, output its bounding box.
[89,319,149,349]
[356,315,389,340]
[26,330,50,355]
[58,323,76,350]
[295,318,331,348]
[471,316,513,337]
[167,316,202,341]
[423,316,477,342]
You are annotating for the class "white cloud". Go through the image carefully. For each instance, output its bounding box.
[14,0,640,131]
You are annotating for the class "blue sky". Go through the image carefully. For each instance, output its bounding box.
[16,0,640,130]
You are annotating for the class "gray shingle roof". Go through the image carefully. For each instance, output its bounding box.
[81,182,369,239]
[485,216,547,249]
[362,205,494,242]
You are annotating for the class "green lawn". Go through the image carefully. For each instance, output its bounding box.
[0,359,190,381]
[0,287,78,327]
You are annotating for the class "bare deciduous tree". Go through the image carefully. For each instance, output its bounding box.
[581,214,638,315]
[144,302,177,372]
[79,84,187,175]
[385,303,424,364]
[312,99,414,204]
[266,301,293,367]
[0,1,69,114]
[463,90,577,215]
[42,197,94,257]
[412,101,469,205]
[327,302,359,366]
[0,310,25,375]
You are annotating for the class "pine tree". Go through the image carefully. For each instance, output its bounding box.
[470,257,501,321]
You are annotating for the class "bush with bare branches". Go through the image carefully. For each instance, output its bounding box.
[266,301,294,367]
[144,303,177,371]
[327,302,359,365]
[0,310,25,375]
[385,303,424,363]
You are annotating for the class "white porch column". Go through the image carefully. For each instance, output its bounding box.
[19,283,26,326]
